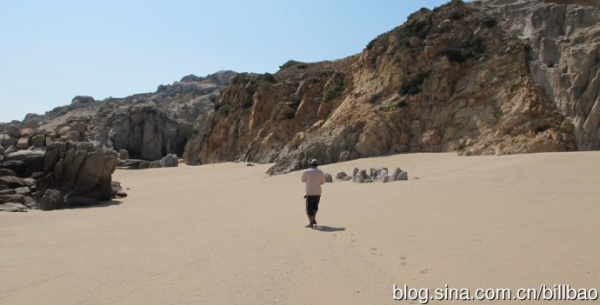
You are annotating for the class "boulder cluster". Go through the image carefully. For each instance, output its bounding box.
[328,167,409,183]
[1,122,128,212]
[117,152,179,169]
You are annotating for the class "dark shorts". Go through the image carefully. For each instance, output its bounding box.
[305,195,321,216]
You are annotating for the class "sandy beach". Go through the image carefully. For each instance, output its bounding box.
[1,152,599,305]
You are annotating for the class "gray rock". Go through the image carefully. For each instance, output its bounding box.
[365,178,374,183]
[159,154,178,167]
[353,170,367,183]
[353,168,359,177]
[0,193,27,204]
[378,169,389,180]
[0,176,27,188]
[369,168,377,178]
[0,145,4,156]
[370,168,386,179]
[383,175,391,183]
[0,134,17,149]
[2,150,45,178]
[105,104,188,161]
[335,172,348,180]
[119,149,129,160]
[63,130,80,142]
[391,168,402,181]
[71,95,95,106]
[14,187,31,196]
[22,178,36,187]
[31,134,45,148]
[68,121,87,134]
[0,168,16,177]
[116,159,144,169]
[397,171,409,181]
[0,202,28,212]
[6,124,21,138]
[0,189,15,195]
[5,145,17,155]
[37,189,63,211]
[58,126,71,136]
[16,137,30,150]
[111,181,127,198]
[39,141,118,208]
[324,173,333,183]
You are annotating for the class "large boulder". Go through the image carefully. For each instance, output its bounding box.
[37,189,63,211]
[0,133,17,148]
[16,137,30,150]
[71,95,95,107]
[6,124,21,138]
[0,176,28,188]
[31,134,46,148]
[0,168,16,177]
[0,202,28,212]
[159,154,178,167]
[37,141,118,208]
[0,150,45,178]
[103,104,188,161]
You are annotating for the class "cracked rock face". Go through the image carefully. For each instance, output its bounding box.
[189,0,579,174]
[480,0,600,150]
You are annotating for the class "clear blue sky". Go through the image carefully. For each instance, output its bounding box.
[0,0,449,123]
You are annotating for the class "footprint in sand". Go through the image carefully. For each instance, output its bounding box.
[420,268,429,274]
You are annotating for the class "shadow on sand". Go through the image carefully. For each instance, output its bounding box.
[312,225,346,232]
[66,200,123,210]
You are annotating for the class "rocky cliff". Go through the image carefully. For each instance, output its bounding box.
[479,0,600,150]
[3,0,599,177]
[1,71,236,161]
[186,0,586,174]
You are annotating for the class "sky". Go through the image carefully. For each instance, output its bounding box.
[0,0,449,123]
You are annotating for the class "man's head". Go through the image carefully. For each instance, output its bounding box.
[309,158,319,167]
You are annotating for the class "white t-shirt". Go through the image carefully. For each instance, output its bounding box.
[301,167,325,196]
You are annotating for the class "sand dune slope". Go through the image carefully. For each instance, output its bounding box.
[1,152,599,305]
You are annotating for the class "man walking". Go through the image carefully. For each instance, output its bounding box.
[301,158,325,228]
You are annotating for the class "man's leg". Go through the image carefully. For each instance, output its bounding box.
[312,196,320,226]
[305,198,314,227]
[305,212,313,228]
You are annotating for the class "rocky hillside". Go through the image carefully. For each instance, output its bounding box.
[1,71,236,160]
[185,0,600,174]
[3,0,598,177]
[480,0,600,150]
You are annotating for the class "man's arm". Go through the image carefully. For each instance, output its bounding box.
[301,171,306,182]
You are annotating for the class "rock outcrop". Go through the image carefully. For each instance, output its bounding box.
[184,0,577,174]
[3,1,599,177]
[5,71,236,163]
[479,0,600,150]
[117,154,179,169]
[37,142,118,208]
[0,150,45,178]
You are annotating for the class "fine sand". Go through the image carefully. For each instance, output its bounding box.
[1,152,599,305]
